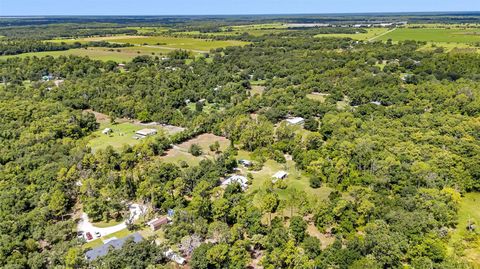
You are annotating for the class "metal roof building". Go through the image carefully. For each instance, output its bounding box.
[85,232,143,261]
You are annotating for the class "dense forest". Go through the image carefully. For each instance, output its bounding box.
[0,15,479,269]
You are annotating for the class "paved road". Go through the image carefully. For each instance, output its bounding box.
[77,203,146,242]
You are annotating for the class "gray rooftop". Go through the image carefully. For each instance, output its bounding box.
[85,232,143,261]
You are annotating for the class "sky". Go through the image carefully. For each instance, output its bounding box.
[1,0,479,16]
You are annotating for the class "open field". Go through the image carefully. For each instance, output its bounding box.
[374,27,480,44]
[306,92,329,103]
[161,133,230,165]
[449,192,480,266]
[236,151,332,202]
[0,46,172,62]
[53,35,249,52]
[88,121,183,152]
[315,28,391,40]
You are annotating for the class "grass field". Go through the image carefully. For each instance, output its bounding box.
[236,151,332,202]
[449,192,480,266]
[375,27,480,44]
[315,28,391,40]
[88,121,183,152]
[60,35,249,52]
[0,46,172,62]
[306,92,329,103]
[161,133,230,165]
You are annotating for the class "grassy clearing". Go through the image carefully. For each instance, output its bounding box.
[88,35,249,52]
[0,46,171,62]
[375,27,480,44]
[250,85,266,96]
[449,192,480,266]
[87,122,182,152]
[88,122,149,152]
[314,28,391,40]
[161,133,230,165]
[237,151,332,202]
[306,92,329,103]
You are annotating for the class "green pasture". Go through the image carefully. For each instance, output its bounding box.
[375,27,480,44]
[315,28,391,40]
[97,36,249,51]
[0,46,171,62]
[88,122,162,152]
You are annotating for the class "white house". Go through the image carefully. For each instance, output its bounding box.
[135,128,157,137]
[164,249,186,265]
[286,117,305,125]
[221,175,248,190]
[272,171,288,183]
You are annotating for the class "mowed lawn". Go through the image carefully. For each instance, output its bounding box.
[449,192,480,266]
[88,121,183,152]
[376,28,480,44]
[0,46,172,62]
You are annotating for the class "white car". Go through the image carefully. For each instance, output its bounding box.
[94,231,101,238]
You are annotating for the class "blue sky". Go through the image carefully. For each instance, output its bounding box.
[1,0,479,16]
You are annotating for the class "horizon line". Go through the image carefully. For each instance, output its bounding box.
[2,10,480,17]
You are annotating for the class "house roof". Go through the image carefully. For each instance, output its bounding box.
[85,232,143,261]
[286,117,304,124]
[135,128,157,136]
[273,171,288,179]
[164,249,186,265]
[147,217,169,227]
[222,175,248,189]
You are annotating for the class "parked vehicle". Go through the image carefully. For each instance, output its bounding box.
[94,231,101,238]
[85,232,93,240]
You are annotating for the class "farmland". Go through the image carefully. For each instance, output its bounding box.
[0,46,173,61]
[375,27,480,44]
[315,28,392,40]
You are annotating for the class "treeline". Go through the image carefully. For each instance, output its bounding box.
[0,25,137,40]
[0,40,133,56]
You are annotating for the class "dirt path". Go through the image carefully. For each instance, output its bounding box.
[368,28,397,42]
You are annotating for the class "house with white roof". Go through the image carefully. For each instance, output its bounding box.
[221,175,248,190]
[286,117,305,125]
[272,171,288,183]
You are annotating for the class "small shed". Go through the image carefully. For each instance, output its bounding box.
[136,128,157,137]
[239,159,252,167]
[147,217,169,231]
[286,117,305,125]
[272,171,288,182]
[102,128,112,135]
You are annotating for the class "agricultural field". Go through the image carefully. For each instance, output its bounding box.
[375,27,480,44]
[62,35,249,52]
[0,46,172,62]
[314,28,392,40]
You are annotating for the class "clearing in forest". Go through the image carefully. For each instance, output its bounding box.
[449,192,480,266]
[314,28,391,40]
[161,133,230,165]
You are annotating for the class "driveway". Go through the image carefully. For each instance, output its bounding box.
[77,203,146,241]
